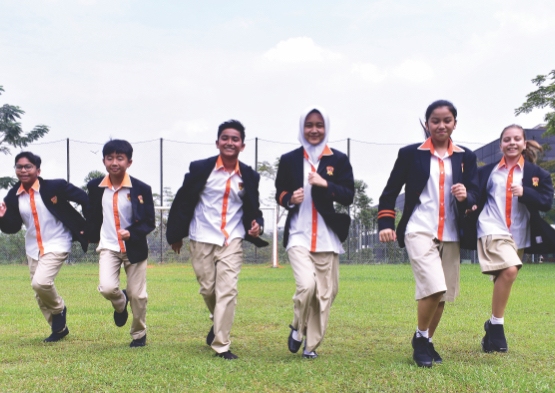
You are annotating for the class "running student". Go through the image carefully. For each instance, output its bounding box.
[86,139,155,348]
[378,100,479,367]
[0,152,88,342]
[166,120,268,360]
[275,106,354,359]
[468,125,555,353]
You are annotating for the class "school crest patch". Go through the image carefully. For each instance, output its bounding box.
[238,182,244,191]
[327,166,334,176]
[532,177,539,187]
[51,196,57,204]
[138,195,144,204]
[127,193,131,201]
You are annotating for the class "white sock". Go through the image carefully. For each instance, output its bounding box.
[416,328,429,339]
[303,349,316,356]
[428,337,433,343]
[292,329,300,341]
[491,315,504,325]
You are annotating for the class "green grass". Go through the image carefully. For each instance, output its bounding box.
[0,263,554,392]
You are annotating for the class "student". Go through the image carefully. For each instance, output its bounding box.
[378,100,479,367]
[275,106,354,359]
[471,125,555,353]
[166,120,268,360]
[0,152,88,342]
[86,140,155,348]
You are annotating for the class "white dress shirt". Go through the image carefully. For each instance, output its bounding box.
[98,173,133,253]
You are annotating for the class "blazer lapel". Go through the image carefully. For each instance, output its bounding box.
[416,149,431,189]
[294,147,305,189]
[129,177,139,220]
[450,153,462,184]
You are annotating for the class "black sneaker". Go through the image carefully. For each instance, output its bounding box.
[412,333,433,368]
[51,306,67,333]
[44,326,69,342]
[114,289,129,327]
[206,326,215,346]
[428,341,442,364]
[215,350,238,360]
[302,351,318,359]
[288,325,303,353]
[130,334,147,348]
[481,320,508,353]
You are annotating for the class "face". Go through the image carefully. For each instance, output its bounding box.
[216,128,245,159]
[426,106,457,144]
[303,111,326,146]
[500,127,526,160]
[15,157,40,185]
[103,152,132,177]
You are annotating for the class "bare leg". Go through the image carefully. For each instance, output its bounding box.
[417,292,444,331]
[428,301,445,338]
[491,267,519,318]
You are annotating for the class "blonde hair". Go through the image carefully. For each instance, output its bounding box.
[499,124,543,164]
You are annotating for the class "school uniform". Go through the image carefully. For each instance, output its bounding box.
[86,173,155,340]
[275,145,354,353]
[166,155,268,354]
[378,138,479,301]
[0,178,88,327]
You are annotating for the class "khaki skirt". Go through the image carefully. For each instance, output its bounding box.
[477,235,523,275]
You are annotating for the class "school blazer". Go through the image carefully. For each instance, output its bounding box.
[166,156,268,248]
[275,147,354,248]
[378,143,479,248]
[86,176,155,264]
[0,177,89,252]
[460,160,555,254]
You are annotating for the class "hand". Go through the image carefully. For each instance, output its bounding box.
[248,220,260,238]
[290,188,304,205]
[117,229,130,241]
[379,229,396,243]
[308,172,328,188]
[0,202,6,218]
[511,184,523,197]
[172,240,183,254]
[465,205,478,215]
[451,183,467,202]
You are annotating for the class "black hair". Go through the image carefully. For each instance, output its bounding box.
[307,109,322,117]
[425,100,458,123]
[15,151,41,169]
[217,120,245,142]
[499,124,543,164]
[102,139,133,160]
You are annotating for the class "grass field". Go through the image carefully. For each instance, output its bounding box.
[0,263,554,392]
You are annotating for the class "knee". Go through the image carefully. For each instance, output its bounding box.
[98,284,120,299]
[31,278,52,294]
[502,266,519,283]
[297,278,316,296]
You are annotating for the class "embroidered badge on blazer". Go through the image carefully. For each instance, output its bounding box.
[532,177,539,187]
[238,182,244,191]
[327,166,334,176]
[127,193,131,201]
[138,195,144,204]
[51,196,57,204]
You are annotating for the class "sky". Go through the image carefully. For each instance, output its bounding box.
[1,0,555,207]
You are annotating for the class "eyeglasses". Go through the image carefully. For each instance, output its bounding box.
[14,164,35,171]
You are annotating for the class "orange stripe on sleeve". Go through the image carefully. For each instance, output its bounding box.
[279,191,288,206]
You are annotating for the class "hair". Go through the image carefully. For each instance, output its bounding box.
[307,109,322,117]
[217,120,245,142]
[15,151,41,169]
[499,124,543,164]
[102,139,133,160]
[420,100,458,140]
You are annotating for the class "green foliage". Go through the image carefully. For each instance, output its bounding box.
[515,70,555,137]
[81,170,105,193]
[335,179,377,226]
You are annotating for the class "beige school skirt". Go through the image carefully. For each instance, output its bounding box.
[477,235,523,275]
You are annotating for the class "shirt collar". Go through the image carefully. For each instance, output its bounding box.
[215,155,242,176]
[497,155,525,170]
[99,173,132,191]
[16,179,40,195]
[303,145,333,162]
[417,137,464,157]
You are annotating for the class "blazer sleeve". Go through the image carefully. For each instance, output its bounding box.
[61,181,89,217]
[460,150,479,210]
[377,148,409,231]
[275,155,295,210]
[0,193,23,234]
[325,154,354,207]
[251,171,265,234]
[519,168,554,212]
[127,184,156,241]
[166,169,194,245]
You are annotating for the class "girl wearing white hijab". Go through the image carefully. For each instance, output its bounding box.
[275,106,354,358]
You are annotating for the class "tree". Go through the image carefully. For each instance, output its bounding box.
[81,170,106,193]
[257,158,289,223]
[335,179,377,227]
[515,69,555,137]
[0,86,50,189]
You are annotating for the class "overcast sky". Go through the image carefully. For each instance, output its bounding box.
[1,0,554,206]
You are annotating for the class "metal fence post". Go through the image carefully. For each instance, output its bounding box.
[254,137,258,263]
[347,138,350,262]
[66,138,70,183]
[160,138,163,264]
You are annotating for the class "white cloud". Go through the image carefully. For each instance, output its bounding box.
[392,59,434,83]
[494,9,553,34]
[351,62,387,83]
[263,37,343,63]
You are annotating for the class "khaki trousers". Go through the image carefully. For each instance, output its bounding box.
[189,238,243,353]
[287,246,339,353]
[27,252,68,326]
[98,249,147,340]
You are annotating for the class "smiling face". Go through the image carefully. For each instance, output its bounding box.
[425,106,457,145]
[216,128,245,159]
[500,126,526,161]
[15,157,40,187]
[303,111,326,146]
[103,152,132,178]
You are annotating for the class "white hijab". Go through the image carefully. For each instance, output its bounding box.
[298,106,330,164]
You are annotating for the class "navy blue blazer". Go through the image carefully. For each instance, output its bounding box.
[275,147,354,248]
[86,175,155,264]
[166,156,268,248]
[0,177,89,252]
[378,141,479,248]
[460,159,555,254]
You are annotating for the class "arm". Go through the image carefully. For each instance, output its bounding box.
[0,194,23,234]
[458,151,479,210]
[62,181,89,217]
[166,169,194,245]
[275,155,296,210]
[127,185,156,241]
[377,148,409,233]
[321,154,355,207]
[519,169,554,212]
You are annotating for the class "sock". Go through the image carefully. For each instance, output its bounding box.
[416,328,429,339]
[303,349,316,356]
[292,329,300,342]
[428,337,433,343]
[491,315,504,325]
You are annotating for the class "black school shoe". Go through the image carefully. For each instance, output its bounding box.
[288,325,303,353]
[302,351,318,359]
[411,333,433,368]
[481,320,508,353]
[130,334,147,348]
[44,326,69,342]
[428,341,443,364]
[51,306,67,333]
[206,326,215,346]
[114,289,129,327]
[215,351,238,360]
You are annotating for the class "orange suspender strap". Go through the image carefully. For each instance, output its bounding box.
[221,177,232,245]
[437,158,445,241]
[303,149,318,252]
[113,190,126,252]
[505,167,516,229]
[29,189,45,257]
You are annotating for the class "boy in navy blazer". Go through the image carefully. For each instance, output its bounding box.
[167,120,268,360]
[86,140,155,347]
[0,151,88,342]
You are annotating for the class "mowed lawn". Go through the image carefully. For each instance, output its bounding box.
[0,263,554,393]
